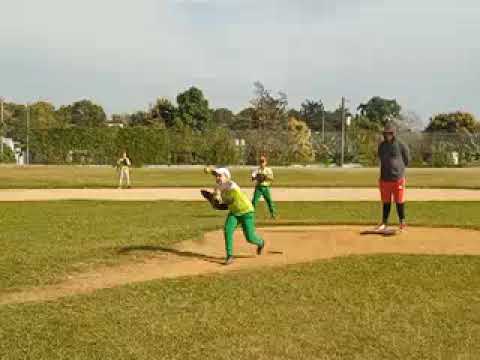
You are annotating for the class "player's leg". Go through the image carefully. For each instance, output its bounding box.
[262,186,277,218]
[251,186,262,208]
[224,213,238,263]
[394,178,407,230]
[125,168,131,188]
[119,168,125,188]
[239,212,264,254]
[379,180,393,229]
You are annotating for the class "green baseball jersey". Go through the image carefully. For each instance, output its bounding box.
[214,181,254,216]
[252,167,274,187]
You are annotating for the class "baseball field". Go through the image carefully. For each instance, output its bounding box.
[1,167,479,359]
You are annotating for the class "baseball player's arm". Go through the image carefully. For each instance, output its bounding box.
[204,166,216,176]
[400,143,410,167]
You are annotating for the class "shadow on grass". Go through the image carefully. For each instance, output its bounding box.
[117,245,256,264]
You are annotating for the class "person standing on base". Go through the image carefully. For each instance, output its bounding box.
[251,155,277,219]
[117,151,132,189]
[377,123,410,232]
[201,167,265,265]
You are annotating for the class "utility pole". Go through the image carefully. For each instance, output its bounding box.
[340,97,346,167]
[321,105,325,143]
[26,103,30,165]
[0,97,4,156]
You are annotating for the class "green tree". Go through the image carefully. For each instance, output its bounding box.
[231,107,255,130]
[212,108,235,128]
[127,111,149,127]
[2,102,27,143]
[425,112,477,133]
[357,96,401,129]
[300,99,324,131]
[30,101,65,129]
[250,82,288,130]
[176,87,212,131]
[287,117,315,163]
[149,98,176,128]
[69,100,107,127]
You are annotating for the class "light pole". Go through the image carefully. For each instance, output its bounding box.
[26,103,30,165]
[340,97,345,167]
[321,105,325,143]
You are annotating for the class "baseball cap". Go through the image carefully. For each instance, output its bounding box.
[213,167,231,179]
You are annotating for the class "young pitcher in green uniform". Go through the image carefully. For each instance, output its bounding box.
[251,155,277,219]
[201,167,265,265]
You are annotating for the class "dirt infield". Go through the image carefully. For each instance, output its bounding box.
[2,225,479,306]
[1,188,480,202]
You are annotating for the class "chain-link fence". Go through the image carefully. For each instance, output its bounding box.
[4,126,480,167]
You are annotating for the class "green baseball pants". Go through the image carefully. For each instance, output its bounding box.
[252,186,276,217]
[224,212,264,257]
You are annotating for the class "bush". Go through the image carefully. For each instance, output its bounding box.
[28,126,240,166]
[0,146,15,163]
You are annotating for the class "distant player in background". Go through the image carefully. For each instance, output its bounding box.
[251,155,277,219]
[377,123,410,232]
[117,151,131,189]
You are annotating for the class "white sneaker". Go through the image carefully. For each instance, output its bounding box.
[375,224,387,232]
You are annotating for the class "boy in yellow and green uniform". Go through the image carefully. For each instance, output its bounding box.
[251,155,276,219]
[201,167,265,265]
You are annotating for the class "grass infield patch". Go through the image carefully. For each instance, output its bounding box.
[1,255,479,359]
[2,201,480,291]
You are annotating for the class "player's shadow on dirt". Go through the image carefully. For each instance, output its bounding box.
[117,245,255,264]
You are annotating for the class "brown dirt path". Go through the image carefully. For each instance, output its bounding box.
[1,226,479,306]
[1,188,480,202]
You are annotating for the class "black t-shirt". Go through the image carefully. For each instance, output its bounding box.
[378,140,409,181]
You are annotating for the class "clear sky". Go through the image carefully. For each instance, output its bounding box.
[1,0,479,123]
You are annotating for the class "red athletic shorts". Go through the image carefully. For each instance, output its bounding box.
[379,178,406,204]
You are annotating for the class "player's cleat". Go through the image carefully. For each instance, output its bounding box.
[224,256,234,265]
[399,223,407,232]
[375,224,387,232]
[257,242,265,255]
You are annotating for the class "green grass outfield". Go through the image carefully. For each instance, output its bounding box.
[1,165,480,188]
[1,201,480,359]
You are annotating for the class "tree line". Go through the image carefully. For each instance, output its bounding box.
[1,82,479,165]
[2,82,478,137]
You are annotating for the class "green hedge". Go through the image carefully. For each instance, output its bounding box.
[28,127,240,166]
[0,146,16,163]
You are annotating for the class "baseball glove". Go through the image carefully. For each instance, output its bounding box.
[256,174,267,183]
[200,190,228,210]
[201,189,215,202]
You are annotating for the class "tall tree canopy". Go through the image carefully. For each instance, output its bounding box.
[61,100,107,127]
[149,98,176,127]
[300,99,324,131]
[176,87,212,131]
[425,112,477,133]
[250,82,288,130]
[357,97,401,128]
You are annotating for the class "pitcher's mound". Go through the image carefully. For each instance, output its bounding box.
[2,226,480,305]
